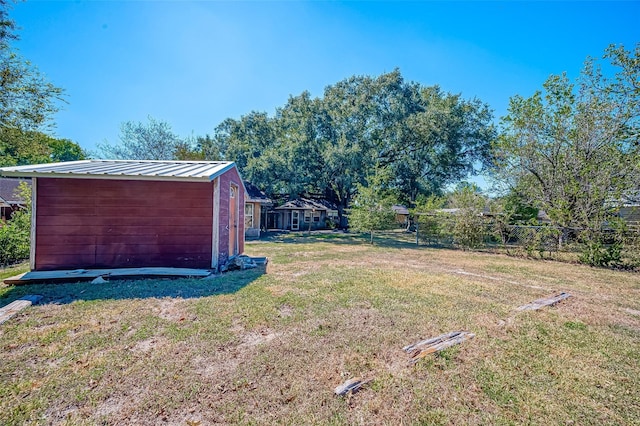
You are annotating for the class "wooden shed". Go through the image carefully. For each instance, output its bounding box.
[0,160,246,272]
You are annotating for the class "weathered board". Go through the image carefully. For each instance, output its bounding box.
[4,267,213,285]
[334,378,371,396]
[403,331,475,364]
[516,292,571,311]
[0,295,42,325]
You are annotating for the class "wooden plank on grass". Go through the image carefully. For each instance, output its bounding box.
[334,378,371,396]
[6,267,213,284]
[516,292,571,311]
[403,331,475,364]
[0,295,42,325]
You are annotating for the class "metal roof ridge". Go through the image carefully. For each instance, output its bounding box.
[1,160,91,172]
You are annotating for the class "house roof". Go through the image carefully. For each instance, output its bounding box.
[0,177,30,205]
[0,160,237,183]
[392,204,409,215]
[275,198,338,211]
[244,181,272,205]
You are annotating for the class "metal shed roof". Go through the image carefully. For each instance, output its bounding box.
[0,160,237,182]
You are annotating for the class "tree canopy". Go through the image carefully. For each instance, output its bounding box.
[0,1,84,167]
[0,127,86,166]
[491,43,640,234]
[210,70,495,214]
[98,116,184,160]
[0,0,64,132]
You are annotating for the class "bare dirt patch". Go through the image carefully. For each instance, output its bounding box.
[130,336,169,353]
[157,298,190,322]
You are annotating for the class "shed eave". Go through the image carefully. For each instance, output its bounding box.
[0,171,213,182]
[0,161,239,183]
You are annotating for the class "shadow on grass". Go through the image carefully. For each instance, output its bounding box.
[0,267,265,306]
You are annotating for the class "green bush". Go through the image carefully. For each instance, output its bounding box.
[578,239,621,267]
[451,209,485,250]
[0,182,31,266]
[0,209,30,266]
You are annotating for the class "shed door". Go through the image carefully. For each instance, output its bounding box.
[229,184,239,257]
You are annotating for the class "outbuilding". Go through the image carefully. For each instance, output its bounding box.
[272,198,339,231]
[0,160,245,272]
[244,181,272,239]
[0,177,30,221]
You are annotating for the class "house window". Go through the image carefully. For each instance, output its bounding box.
[313,211,321,222]
[304,211,311,222]
[245,203,254,229]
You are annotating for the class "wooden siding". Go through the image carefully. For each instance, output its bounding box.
[215,167,244,268]
[35,178,214,270]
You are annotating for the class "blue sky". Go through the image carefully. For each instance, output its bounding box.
[11,0,640,160]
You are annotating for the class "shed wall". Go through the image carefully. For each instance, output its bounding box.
[215,167,245,268]
[35,178,214,270]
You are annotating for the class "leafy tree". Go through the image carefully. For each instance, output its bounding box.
[98,116,183,160]
[0,2,81,167]
[447,183,487,250]
[348,182,397,244]
[0,181,31,265]
[210,69,495,221]
[491,43,640,259]
[413,195,447,246]
[376,83,495,205]
[0,127,85,166]
[0,0,64,131]
[193,134,222,161]
[274,91,326,197]
[46,137,86,162]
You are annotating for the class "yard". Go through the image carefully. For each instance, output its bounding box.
[1,231,639,425]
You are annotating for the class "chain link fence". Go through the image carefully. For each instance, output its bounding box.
[417,221,567,252]
[412,214,640,268]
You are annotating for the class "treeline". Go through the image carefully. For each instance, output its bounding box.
[208,70,495,212]
[0,1,87,265]
[99,70,496,221]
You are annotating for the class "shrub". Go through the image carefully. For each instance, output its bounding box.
[0,210,30,266]
[0,182,31,266]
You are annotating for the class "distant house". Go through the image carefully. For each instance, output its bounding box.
[618,202,640,229]
[0,160,245,272]
[271,198,339,231]
[0,177,30,221]
[392,204,410,227]
[244,181,272,238]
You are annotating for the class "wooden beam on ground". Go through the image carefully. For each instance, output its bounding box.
[516,292,571,311]
[334,378,371,396]
[403,331,475,364]
[4,267,213,285]
[0,295,42,325]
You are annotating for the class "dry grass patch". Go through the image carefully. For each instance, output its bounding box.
[1,233,639,424]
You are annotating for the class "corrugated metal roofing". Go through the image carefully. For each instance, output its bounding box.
[0,160,237,182]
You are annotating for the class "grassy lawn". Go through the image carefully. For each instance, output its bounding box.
[1,231,639,425]
[0,261,29,282]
